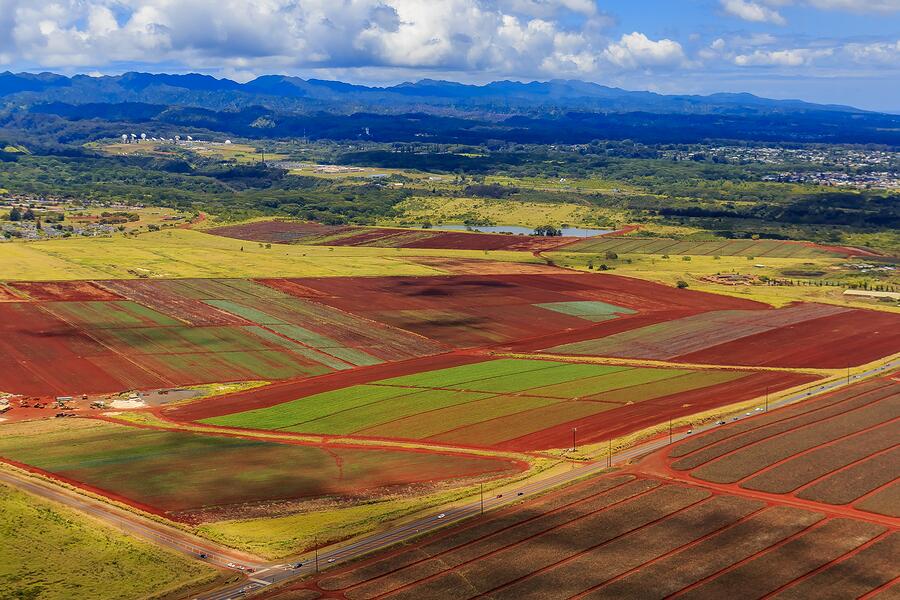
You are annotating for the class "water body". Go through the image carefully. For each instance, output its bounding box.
[435,224,613,237]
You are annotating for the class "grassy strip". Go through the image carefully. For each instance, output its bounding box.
[0,479,219,600]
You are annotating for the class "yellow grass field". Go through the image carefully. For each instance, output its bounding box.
[0,229,542,280]
[0,478,218,600]
[391,196,612,229]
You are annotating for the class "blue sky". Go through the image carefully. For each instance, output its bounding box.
[1,0,898,111]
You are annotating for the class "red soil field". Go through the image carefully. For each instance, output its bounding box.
[0,302,168,396]
[265,273,764,350]
[8,280,123,301]
[208,220,579,252]
[285,473,894,600]
[676,309,900,369]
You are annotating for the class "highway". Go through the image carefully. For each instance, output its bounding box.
[2,357,896,600]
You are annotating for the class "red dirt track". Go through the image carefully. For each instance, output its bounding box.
[8,280,123,301]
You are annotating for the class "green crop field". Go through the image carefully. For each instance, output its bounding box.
[0,478,218,600]
[0,420,521,519]
[202,359,756,449]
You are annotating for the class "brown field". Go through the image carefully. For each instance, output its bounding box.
[664,376,899,518]
[287,473,895,600]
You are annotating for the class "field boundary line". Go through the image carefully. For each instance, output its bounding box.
[488,351,831,376]
[759,528,894,600]
[569,502,770,599]
[667,518,830,599]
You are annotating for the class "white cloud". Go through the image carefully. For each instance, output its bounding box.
[803,0,899,12]
[843,40,900,64]
[720,0,787,24]
[734,47,833,66]
[602,32,687,70]
[0,0,693,79]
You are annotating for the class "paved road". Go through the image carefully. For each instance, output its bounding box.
[3,358,896,600]
[0,470,264,572]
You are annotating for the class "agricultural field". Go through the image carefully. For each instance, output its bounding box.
[261,272,764,349]
[0,228,543,280]
[0,277,449,397]
[0,419,524,522]
[194,358,815,451]
[292,472,898,600]
[207,220,577,251]
[0,477,220,600]
[546,302,900,368]
[564,236,872,259]
[666,376,900,518]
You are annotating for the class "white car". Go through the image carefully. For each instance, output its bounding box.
[437,513,446,519]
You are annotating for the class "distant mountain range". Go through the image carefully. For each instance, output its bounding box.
[2,72,899,146]
[0,71,868,117]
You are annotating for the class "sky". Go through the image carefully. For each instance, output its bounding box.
[0,0,898,111]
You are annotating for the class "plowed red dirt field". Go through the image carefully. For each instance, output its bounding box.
[546,302,900,368]
[259,273,764,349]
[207,220,576,251]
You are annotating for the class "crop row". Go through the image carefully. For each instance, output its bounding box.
[670,381,897,470]
[690,393,899,483]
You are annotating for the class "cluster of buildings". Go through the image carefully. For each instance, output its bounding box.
[762,171,900,189]
[0,195,143,241]
[658,145,898,169]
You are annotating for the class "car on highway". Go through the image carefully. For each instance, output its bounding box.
[437,513,446,519]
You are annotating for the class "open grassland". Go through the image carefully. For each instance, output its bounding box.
[668,376,900,518]
[301,473,896,600]
[0,419,523,522]
[546,303,900,368]
[390,196,610,229]
[0,229,543,280]
[0,478,218,600]
[200,358,811,451]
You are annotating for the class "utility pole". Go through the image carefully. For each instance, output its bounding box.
[607,439,612,468]
[765,386,769,412]
[847,365,851,385]
[480,483,484,516]
[668,419,673,445]
[314,535,319,573]
[572,427,577,452]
